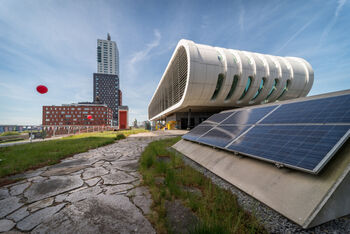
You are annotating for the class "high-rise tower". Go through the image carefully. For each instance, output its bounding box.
[97,33,119,76]
[93,33,120,126]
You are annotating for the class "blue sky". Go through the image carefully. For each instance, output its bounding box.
[0,0,349,125]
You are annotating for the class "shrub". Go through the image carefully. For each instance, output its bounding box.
[1,131,20,136]
[115,134,126,140]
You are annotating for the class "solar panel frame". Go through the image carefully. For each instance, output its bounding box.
[182,92,350,174]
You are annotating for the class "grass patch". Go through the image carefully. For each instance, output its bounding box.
[0,129,148,179]
[139,137,266,234]
[0,131,20,136]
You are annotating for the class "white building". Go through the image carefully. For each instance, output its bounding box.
[97,33,119,76]
[148,39,314,129]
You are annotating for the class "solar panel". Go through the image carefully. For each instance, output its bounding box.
[182,124,214,141]
[182,92,350,174]
[196,125,249,148]
[261,94,350,124]
[203,111,235,125]
[221,106,277,125]
[226,125,350,173]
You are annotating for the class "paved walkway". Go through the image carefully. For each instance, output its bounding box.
[0,132,182,233]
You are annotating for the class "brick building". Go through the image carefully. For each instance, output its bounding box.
[42,103,113,126]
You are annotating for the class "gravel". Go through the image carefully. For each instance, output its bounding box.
[175,150,350,233]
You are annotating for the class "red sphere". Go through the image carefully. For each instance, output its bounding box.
[87,115,92,120]
[36,85,48,94]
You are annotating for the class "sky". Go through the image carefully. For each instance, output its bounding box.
[0,0,349,125]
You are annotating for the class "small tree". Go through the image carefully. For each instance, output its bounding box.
[133,119,138,128]
[144,121,151,130]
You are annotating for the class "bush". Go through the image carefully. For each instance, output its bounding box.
[115,134,126,140]
[1,131,20,136]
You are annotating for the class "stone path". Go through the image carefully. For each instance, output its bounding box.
[0,133,177,233]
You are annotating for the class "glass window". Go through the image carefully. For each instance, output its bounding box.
[65,115,71,117]
[239,76,253,100]
[211,74,225,100]
[225,75,239,101]
[251,78,266,101]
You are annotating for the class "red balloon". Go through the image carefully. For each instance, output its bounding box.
[87,115,92,120]
[36,85,48,94]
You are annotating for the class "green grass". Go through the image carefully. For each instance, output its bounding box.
[139,137,266,234]
[0,129,148,179]
[0,131,21,136]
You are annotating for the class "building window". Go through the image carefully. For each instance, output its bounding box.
[251,78,266,101]
[211,74,225,100]
[265,79,279,102]
[277,80,290,100]
[46,119,50,121]
[61,111,65,114]
[239,76,253,100]
[65,115,71,117]
[225,75,239,101]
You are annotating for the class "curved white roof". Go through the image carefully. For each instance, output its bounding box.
[148,39,314,120]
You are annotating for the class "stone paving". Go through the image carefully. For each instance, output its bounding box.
[0,132,179,233]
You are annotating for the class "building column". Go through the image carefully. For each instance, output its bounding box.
[187,108,191,130]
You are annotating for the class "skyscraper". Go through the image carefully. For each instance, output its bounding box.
[93,33,120,126]
[97,33,119,76]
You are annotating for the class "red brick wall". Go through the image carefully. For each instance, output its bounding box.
[42,105,113,126]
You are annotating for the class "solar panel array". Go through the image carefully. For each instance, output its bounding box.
[182,93,350,174]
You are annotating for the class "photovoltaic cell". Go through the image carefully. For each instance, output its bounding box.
[182,124,214,141]
[261,94,350,124]
[196,125,249,148]
[203,111,235,125]
[227,125,350,173]
[221,106,277,125]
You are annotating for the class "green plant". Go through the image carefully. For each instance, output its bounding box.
[115,134,126,140]
[139,137,266,234]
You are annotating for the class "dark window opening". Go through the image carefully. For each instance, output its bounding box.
[277,80,290,100]
[225,75,239,101]
[265,79,279,101]
[211,74,225,100]
[251,78,266,101]
[239,76,253,100]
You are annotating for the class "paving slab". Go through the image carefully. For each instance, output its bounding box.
[65,186,102,203]
[82,167,109,180]
[10,182,30,196]
[7,207,29,222]
[106,184,134,195]
[0,197,22,218]
[17,203,65,231]
[102,171,137,185]
[28,197,54,212]
[41,165,89,177]
[0,219,15,232]
[24,175,83,202]
[0,188,9,200]
[32,194,155,234]
[112,160,139,172]
[132,196,152,215]
[85,177,101,187]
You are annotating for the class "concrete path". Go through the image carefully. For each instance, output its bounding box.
[0,132,181,233]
